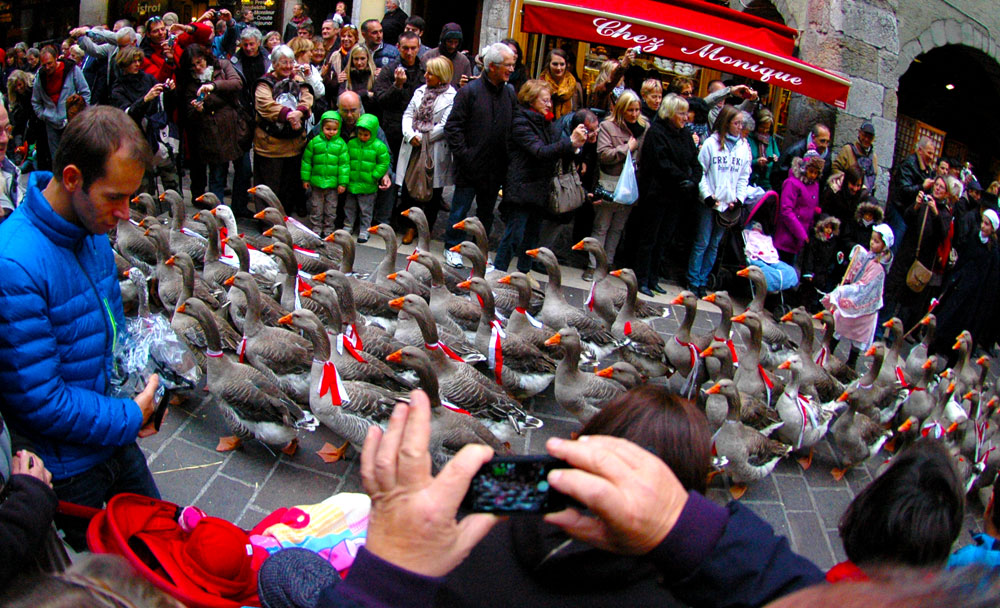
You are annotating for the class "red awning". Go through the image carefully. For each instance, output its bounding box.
[520,0,851,108]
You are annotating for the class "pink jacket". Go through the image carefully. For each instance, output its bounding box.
[773,168,820,255]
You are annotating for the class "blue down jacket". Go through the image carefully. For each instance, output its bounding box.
[0,172,142,480]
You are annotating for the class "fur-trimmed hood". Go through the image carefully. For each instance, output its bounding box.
[813,215,841,240]
[854,201,884,225]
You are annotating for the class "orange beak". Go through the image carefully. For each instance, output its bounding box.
[248,186,258,194]
[387,273,398,281]
[158,192,166,201]
[946,422,959,434]
[920,315,931,325]
[323,233,337,242]
[595,366,614,378]
[525,249,540,258]
[312,272,327,283]
[977,355,990,366]
[922,358,935,370]
[898,418,915,433]
[221,237,229,246]
[837,391,850,403]
[780,310,794,322]
[210,208,218,216]
[940,369,953,379]
[812,311,825,320]
[882,319,895,329]
[277,313,294,326]
[544,333,561,346]
[389,297,405,310]
[988,397,999,410]
[143,229,151,236]
[457,280,472,289]
[864,346,877,357]
[452,219,465,230]
[224,276,235,286]
[261,245,275,254]
[610,269,622,277]
[406,252,419,262]
[705,382,722,395]
[192,212,201,221]
[253,210,268,220]
[947,382,956,393]
[367,225,379,234]
[699,345,714,357]
[195,194,205,203]
[448,244,462,253]
[401,209,411,217]
[571,239,586,251]
[165,256,176,266]
[263,228,274,237]
[498,275,512,285]
[963,391,976,401]
[301,287,313,298]
[952,340,962,351]
[777,360,792,370]
[731,313,747,324]
[386,349,403,363]
[176,303,186,314]
[737,267,750,277]
[122,269,131,278]
[130,196,141,204]
[702,293,717,303]
[670,294,685,305]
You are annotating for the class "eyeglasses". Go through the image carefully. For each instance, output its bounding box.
[0,124,12,137]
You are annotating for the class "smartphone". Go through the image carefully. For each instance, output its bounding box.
[151,383,168,432]
[462,455,573,514]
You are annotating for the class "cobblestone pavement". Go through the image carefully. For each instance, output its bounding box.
[138,219,985,574]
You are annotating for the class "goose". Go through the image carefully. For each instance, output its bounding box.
[736,265,796,351]
[227,272,313,404]
[454,216,545,312]
[129,192,161,222]
[902,314,939,385]
[811,310,859,383]
[731,311,785,406]
[607,269,668,378]
[142,222,220,310]
[779,307,844,403]
[850,342,905,425]
[896,354,950,433]
[830,385,891,480]
[571,237,665,327]
[877,317,906,388]
[191,210,237,289]
[365,223,428,299]
[279,308,398,462]
[700,343,780,434]
[160,189,208,262]
[387,346,511,468]
[166,253,239,351]
[116,205,157,275]
[526,247,619,359]
[595,361,645,389]
[117,257,139,313]
[264,224,339,275]
[210,205,280,281]
[386,286,485,364]
[700,291,740,377]
[406,250,481,339]
[951,331,979,398]
[495,272,563,358]
[898,374,961,446]
[546,326,625,422]
[705,379,792,499]
[663,291,711,388]
[461,277,555,399]
[775,354,836,469]
[319,230,397,320]
[400,207,467,293]
[265,242,332,325]
[253,204,335,256]
[222,235,288,332]
[448,241,520,317]
[307,272,403,361]
[389,294,539,433]
[178,297,318,454]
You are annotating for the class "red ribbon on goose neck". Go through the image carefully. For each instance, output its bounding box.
[675,336,698,370]
[405,247,420,271]
[895,366,911,390]
[716,335,739,365]
[344,323,363,350]
[584,281,596,311]
[814,345,827,368]
[237,337,247,363]
[488,320,505,385]
[318,360,349,405]
[337,333,367,363]
[515,307,544,328]
[426,341,463,362]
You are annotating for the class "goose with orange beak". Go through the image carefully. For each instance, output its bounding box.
[901,314,938,385]
[875,317,905,388]
[547,327,624,422]
[779,307,844,403]
[160,188,208,263]
[735,265,796,351]
[773,354,834,470]
[811,310,858,384]
[829,384,891,481]
[607,268,668,378]
[595,361,645,390]
[571,237,666,327]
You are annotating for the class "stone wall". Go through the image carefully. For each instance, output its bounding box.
[480,0,512,48]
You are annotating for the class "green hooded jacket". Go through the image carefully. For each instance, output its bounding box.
[301,111,350,189]
[346,114,391,195]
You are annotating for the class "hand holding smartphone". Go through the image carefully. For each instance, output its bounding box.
[462,455,575,514]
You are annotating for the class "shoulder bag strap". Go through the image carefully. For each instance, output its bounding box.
[914,204,929,258]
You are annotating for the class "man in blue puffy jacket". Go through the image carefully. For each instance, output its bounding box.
[0,105,162,549]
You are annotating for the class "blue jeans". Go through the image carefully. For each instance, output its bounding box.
[52,442,160,550]
[493,204,542,273]
[444,183,501,247]
[687,204,727,289]
[885,204,907,256]
[208,162,229,203]
[749,259,799,292]
[232,152,252,213]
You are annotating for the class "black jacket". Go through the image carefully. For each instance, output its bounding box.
[380,8,408,46]
[373,57,425,148]
[638,115,701,205]
[110,71,167,150]
[933,228,1000,354]
[445,76,517,187]
[889,152,934,212]
[503,106,575,207]
[774,136,832,193]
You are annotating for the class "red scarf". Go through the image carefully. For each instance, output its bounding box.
[826,560,869,583]
[44,62,67,104]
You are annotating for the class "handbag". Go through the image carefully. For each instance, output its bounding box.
[548,158,586,215]
[906,205,934,292]
[714,204,742,229]
[404,132,434,202]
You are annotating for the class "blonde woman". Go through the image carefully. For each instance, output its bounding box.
[639,78,662,121]
[340,43,377,112]
[288,36,325,99]
[585,90,647,280]
[588,49,636,114]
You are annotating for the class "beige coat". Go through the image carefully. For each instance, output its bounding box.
[596,119,645,184]
[253,77,314,158]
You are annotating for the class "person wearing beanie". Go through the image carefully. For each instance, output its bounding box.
[930,206,1000,360]
[345,113,390,242]
[822,222,894,369]
[773,148,825,263]
[422,23,472,88]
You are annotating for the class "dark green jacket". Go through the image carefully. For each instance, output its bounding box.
[301,111,350,189]
[347,114,391,195]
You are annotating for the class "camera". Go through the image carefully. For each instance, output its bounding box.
[593,185,616,203]
[461,456,574,514]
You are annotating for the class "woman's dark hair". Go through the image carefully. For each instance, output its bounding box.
[501,38,524,66]
[838,438,964,569]
[579,385,711,493]
[844,164,864,187]
[175,44,218,97]
[542,48,568,76]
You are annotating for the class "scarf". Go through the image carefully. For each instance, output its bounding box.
[195,65,214,83]
[43,62,67,104]
[542,70,578,119]
[626,120,645,139]
[413,84,447,133]
[724,133,740,151]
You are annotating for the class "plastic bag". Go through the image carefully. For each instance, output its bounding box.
[110,314,202,399]
[613,149,639,205]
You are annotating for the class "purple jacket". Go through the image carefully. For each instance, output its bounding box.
[774,169,821,255]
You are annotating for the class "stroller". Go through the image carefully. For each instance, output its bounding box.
[711,187,799,316]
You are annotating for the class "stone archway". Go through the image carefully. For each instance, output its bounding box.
[895,19,1000,83]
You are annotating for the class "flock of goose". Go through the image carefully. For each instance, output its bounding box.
[112,186,999,499]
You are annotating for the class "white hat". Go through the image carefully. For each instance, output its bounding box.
[984,209,999,232]
[873,223,894,249]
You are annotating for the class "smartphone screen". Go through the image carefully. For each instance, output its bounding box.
[462,456,572,514]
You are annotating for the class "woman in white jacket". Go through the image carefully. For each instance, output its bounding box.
[395,56,457,233]
[687,105,752,296]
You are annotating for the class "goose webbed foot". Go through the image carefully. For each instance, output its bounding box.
[317,441,350,463]
[216,435,243,452]
[281,438,300,456]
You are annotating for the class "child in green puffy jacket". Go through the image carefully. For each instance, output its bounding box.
[345,113,390,242]
[301,111,350,237]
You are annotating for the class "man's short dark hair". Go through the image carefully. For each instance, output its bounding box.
[297,23,314,36]
[397,31,419,44]
[361,19,380,34]
[54,106,152,189]
[405,15,425,31]
[812,123,831,137]
[838,438,964,569]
